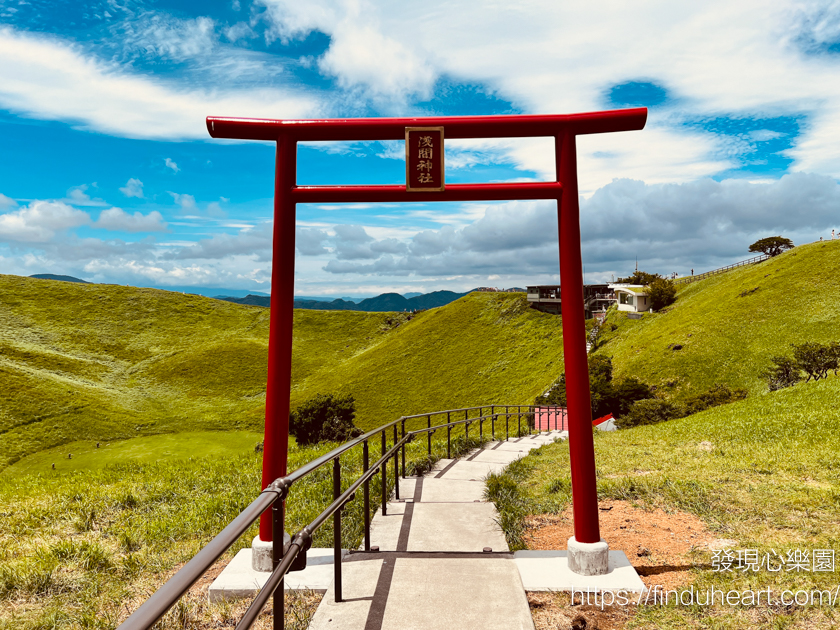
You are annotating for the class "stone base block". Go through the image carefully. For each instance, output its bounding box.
[567,536,609,576]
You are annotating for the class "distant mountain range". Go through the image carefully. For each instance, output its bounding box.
[219,290,473,312]
[22,274,524,312]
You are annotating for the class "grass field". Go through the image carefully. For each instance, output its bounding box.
[488,365,840,628]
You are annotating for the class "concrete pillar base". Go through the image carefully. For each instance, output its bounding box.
[252,533,291,572]
[567,536,609,576]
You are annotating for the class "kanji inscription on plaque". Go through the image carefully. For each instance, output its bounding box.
[405,127,444,191]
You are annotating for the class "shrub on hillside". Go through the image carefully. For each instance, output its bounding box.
[616,383,749,429]
[615,398,679,428]
[611,377,655,417]
[680,383,747,415]
[763,355,803,391]
[645,277,677,311]
[289,393,363,446]
[535,355,654,419]
[793,341,839,381]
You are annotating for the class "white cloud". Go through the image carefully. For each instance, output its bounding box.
[95,207,167,232]
[0,200,90,243]
[169,192,197,211]
[120,178,145,198]
[0,193,17,209]
[119,14,217,62]
[164,158,180,172]
[65,184,107,206]
[0,26,320,140]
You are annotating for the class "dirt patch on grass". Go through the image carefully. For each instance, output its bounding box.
[525,500,719,630]
[524,499,717,591]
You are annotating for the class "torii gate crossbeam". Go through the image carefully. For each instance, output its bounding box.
[206,108,647,566]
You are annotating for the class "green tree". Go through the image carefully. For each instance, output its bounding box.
[645,277,677,311]
[616,270,660,285]
[793,342,836,381]
[289,393,363,445]
[763,355,803,391]
[749,236,794,257]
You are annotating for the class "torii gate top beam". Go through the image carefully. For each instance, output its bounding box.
[206,109,647,142]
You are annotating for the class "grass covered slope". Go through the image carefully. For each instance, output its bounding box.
[1,277,565,470]
[487,375,840,627]
[596,240,840,398]
[291,292,567,428]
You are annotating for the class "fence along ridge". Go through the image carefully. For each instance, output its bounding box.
[674,253,769,285]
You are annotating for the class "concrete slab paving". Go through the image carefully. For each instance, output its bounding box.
[368,502,406,551]
[514,550,646,593]
[208,548,348,601]
[308,557,382,630]
[380,557,533,630]
[407,503,508,552]
[469,449,526,464]
[416,477,486,503]
[435,459,507,480]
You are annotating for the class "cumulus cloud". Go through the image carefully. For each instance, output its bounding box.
[320,174,840,280]
[166,222,273,260]
[169,192,197,212]
[0,201,91,243]
[95,207,167,232]
[119,178,145,198]
[297,227,329,255]
[164,158,180,173]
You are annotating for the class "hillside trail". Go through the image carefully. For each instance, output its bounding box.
[307,431,566,630]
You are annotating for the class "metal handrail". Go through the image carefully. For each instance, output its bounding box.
[118,404,545,630]
[674,254,769,285]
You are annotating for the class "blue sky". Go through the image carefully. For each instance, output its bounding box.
[1,0,839,297]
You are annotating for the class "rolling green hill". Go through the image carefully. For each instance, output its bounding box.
[0,276,566,472]
[595,240,840,398]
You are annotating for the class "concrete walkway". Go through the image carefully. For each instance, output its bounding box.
[308,431,567,630]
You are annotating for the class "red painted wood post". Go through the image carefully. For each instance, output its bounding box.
[260,134,297,541]
[556,130,601,545]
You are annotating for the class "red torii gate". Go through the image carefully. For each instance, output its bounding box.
[206,109,647,558]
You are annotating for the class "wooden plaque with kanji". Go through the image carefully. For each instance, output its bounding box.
[405,127,444,192]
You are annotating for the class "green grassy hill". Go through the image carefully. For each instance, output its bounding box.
[596,240,840,398]
[0,276,566,472]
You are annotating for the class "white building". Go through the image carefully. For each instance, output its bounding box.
[608,284,650,313]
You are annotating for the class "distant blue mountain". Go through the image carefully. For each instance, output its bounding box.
[29,274,90,283]
[217,289,471,312]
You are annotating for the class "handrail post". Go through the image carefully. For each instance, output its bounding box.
[465,409,469,445]
[272,493,285,630]
[333,457,342,603]
[447,411,451,459]
[363,440,370,551]
[491,405,495,439]
[505,406,509,441]
[381,430,387,516]
[479,406,483,441]
[517,406,521,437]
[393,425,400,500]
[427,415,432,456]
[401,419,406,479]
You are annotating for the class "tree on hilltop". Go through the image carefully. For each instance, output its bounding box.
[616,270,660,285]
[749,236,794,257]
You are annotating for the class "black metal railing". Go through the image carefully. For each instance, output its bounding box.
[674,254,769,285]
[117,404,563,630]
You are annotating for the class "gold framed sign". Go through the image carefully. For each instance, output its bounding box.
[405,127,444,192]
